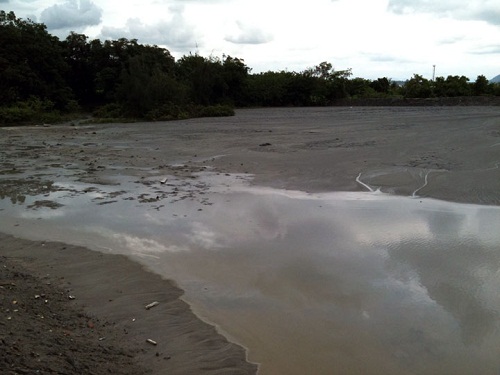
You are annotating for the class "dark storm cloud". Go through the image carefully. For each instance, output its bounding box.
[387,0,500,25]
[225,22,273,45]
[40,0,102,30]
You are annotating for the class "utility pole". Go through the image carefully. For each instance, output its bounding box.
[432,65,436,81]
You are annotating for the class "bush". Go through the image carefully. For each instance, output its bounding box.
[193,104,235,117]
[145,102,190,121]
[145,103,234,121]
[0,98,62,125]
[92,103,124,118]
[87,102,235,123]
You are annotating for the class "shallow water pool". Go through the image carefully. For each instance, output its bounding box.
[1,173,500,375]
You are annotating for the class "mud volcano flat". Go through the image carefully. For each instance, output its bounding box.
[1,107,499,374]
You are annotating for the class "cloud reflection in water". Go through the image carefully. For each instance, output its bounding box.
[1,184,499,374]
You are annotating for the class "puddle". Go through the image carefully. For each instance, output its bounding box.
[1,175,500,375]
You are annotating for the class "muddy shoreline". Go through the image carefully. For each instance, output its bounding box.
[0,234,256,374]
[1,107,499,374]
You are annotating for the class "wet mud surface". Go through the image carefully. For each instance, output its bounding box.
[1,107,500,205]
[1,107,499,374]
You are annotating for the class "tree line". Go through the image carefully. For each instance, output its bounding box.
[1,10,499,125]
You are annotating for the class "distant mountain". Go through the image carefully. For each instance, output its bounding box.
[490,74,500,83]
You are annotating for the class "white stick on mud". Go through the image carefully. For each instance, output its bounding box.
[412,170,431,197]
[356,173,375,192]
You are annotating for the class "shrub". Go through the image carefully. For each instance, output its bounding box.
[0,98,62,125]
[92,103,123,118]
[194,104,235,117]
[145,103,234,121]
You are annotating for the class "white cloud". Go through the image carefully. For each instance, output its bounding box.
[470,45,500,55]
[101,17,198,49]
[4,0,500,79]
[99,4,198,50]
[225,21,273,45]
[363,53,413,64]
[40,0,102,29]
[387,0,500,25]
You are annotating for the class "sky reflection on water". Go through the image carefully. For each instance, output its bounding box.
[1,180,500,375]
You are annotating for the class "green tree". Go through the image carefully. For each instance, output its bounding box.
[61,32,95,106]
[433,75,471,97]
[370,77,391,94]
[117,51,183,117]
[176,54,228,105]
[221,55,250,105]
[473,75,490,96]
[491,83,500,96]
[245,71,291,106]
[94,38,140,102]
[0,10,73,109]
[403,74,432,98]
[346,77,373,98]
[303,61,334,80]
[324,67,352,101]
[303,62,352,103]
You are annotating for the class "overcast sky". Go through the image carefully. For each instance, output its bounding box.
[3,0,500,80]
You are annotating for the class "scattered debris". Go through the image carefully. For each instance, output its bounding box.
[146,339,157,346]
[259,142,272,147]
[68,295,76,300]
[145,301,159,310]
[160,178,168,184]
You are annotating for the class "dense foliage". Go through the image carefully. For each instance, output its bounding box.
[1,10,499,124]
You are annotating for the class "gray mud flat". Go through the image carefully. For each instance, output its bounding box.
[2,106,500,204]
[1,107,500,375]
